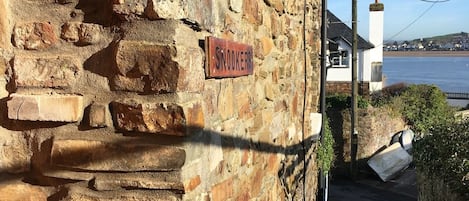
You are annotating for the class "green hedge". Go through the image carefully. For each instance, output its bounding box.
[414,120,469,198]
[372,84,455,135]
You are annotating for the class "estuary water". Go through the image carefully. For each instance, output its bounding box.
[383,56,469,92]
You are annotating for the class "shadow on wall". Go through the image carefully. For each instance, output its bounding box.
[0,122,319,200]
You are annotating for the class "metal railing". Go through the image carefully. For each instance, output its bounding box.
[446,92,469,100]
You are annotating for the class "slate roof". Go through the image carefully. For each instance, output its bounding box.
[327,10,374,50]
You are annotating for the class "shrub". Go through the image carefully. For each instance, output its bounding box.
[393,84,455,135]
[317,116,335,175]
[414,120,469,198]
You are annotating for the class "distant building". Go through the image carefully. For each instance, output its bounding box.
[326,0,384,96]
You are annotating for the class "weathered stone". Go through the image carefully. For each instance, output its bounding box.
[243,0,261,25]
[94,171,183,191]
[114,40,204,93]
[0,0,8,48]
[51,139,186,171]
[0,182,48,201]
[265,0,284,12]
[113,0,147,20]
[218,81,234,120]
[121,20,198,47]
[111,100,204,136]
[184,175,201,192]
[112,75,145,92]
[211,178,234,201]
[61,22,102,45]
[0,132,31,173]
[7,94,83,122]
[229,0,243,13]
[89,103,107,128]
[13,22,57,50]
[145,0,213,30]
[42,168,95,181]
[260,37,275,56]
[12,56,79,88]
[63,185,182,201]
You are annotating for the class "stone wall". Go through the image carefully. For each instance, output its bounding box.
[326,81,370,97]
[0,0,322,200]
[328,107,406,176]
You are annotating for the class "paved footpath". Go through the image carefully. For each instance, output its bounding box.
[328,168,417,201]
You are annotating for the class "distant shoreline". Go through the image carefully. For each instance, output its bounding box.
[383,51,469,57]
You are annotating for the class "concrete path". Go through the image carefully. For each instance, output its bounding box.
[328,168,417,201]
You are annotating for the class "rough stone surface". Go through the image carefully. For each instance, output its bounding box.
[88,103,107,128]
[229,0,243,13]
[13,22,57,50]
[93,171,184,191]
[0,132,31,173]
[12,56,79,88]
[50,139,186,171]
[7,94,84,122]
[61,22,102,45]
[0,0,8,48]
[42,168,95,181]
[0,182,48,201]
[63,185,182,201]
[111,100,204,136]
[144,0,213,30]
[112,75,145,92]
[113,0,147,20]
[265,0,285,12]
[114,40,204,94]
[329,107,407,176]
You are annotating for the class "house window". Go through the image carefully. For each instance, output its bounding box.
[330,50,349,67]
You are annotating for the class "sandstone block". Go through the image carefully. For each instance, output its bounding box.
[7,94,83,122]
[63,186,182,201]
[111,100,204,136]
[229,0,243,13]
[114,40,204,93]
[88,103,107,128]
[42,168,95,181]
[12,56,79,88]
[217,81,234,120]
[93,171,183,191]
[51,139,186,171]
[0,132,32,173]
[13,22,57,50]
[184,175,201,192]
[0,0,8,48]
[145,0,213,30]
[112,75,145,92]
[61,22,102,45]
[243,0,261,25]
[265,0,284,12]
[113,0,147,20]
[0,182,47,201]
[211,178,234,201]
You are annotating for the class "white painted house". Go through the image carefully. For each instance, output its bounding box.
[326,1,384,95]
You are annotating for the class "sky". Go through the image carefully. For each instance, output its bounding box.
[328,0,469,41]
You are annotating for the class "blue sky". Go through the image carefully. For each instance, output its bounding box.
[328,0,469,41]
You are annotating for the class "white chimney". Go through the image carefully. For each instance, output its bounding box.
[369,0,384,62]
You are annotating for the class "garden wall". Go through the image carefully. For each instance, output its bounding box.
[328,107,406,176]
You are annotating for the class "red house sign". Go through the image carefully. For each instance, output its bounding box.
[205,36,254,78]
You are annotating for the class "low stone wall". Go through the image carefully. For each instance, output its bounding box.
[328,107,406,176]
[326,81,370,97]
